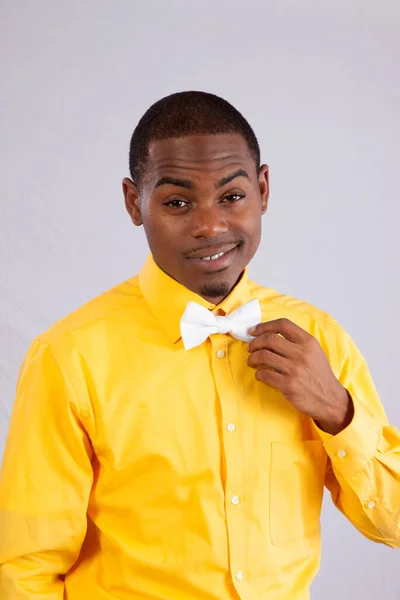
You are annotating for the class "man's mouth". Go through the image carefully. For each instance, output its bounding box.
[185,243,240,260]
[199,249,231,261]
[184,243,241,271]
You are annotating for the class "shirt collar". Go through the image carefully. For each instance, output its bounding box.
[138,254,253,345]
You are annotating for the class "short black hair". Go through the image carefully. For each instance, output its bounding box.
[129,91,260,189]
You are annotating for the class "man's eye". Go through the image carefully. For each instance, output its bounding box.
[165,199,188,208]
[222,194,244,203]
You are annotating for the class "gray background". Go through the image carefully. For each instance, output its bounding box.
[1,1,399,598]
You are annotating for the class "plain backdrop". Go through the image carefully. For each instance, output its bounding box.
[1,1,399,598]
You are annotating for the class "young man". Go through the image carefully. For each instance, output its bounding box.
[0,91,399,600]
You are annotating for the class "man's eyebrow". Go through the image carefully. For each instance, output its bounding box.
[215,169,250,189]
[154,176,195,190]
[153,169,250,191]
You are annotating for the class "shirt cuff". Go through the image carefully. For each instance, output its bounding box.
[314,394,380,478]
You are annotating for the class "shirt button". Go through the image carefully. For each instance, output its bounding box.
[235,570,244,581]
[216,349,225,358]
[227,423,236,432]
[231,495,240,505]
[337,450,347,458]
[367,501,376,509]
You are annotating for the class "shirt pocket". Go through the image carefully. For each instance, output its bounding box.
[269,440,327,547]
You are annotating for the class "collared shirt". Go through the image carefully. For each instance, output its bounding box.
[0,255,399,600]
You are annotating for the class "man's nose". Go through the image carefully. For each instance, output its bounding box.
[189,205,229,238]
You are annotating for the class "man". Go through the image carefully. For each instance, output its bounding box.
[0,91,399,600]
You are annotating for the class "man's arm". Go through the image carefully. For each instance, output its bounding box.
[247,317,400,547]
[315,326,400,547]
[0,338,93,597]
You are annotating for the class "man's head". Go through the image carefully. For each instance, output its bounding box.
[123,91,269,304]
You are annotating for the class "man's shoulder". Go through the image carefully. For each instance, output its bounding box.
[248,279,339,332]
[37,274,143,350]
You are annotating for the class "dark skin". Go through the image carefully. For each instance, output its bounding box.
[124,134,268,304]
[123,133,353,435]
[248,320,353,435]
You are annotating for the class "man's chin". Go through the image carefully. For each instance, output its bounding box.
[191,268,245,302]
[198,280,232,300]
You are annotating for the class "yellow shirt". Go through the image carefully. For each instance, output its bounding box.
[1,255,399,600]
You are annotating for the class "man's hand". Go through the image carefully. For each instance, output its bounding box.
[247,318,354,435]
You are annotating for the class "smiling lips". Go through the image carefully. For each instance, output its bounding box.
[186,243,239,261]
[200,250,230,261]
[184,244,240,272]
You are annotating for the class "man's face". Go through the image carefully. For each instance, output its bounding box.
[123,134,269,304]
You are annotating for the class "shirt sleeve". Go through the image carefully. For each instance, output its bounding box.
[0,338,94,598]
[315,323,400,548]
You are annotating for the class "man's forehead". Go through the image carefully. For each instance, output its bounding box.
[146,134,253,172]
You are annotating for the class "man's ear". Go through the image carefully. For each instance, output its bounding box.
[122,178,143,226]
[258,164,269,215]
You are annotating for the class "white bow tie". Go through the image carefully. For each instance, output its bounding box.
[180,299,261,350]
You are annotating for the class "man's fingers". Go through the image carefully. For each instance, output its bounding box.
[255,367,285,390]
[248,330,298,358]
[247,349,291,374]
[249,318,308,344]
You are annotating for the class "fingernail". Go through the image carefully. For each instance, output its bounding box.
[248,326,256,335]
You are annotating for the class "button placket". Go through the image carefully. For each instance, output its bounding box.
[210,336,246,589]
